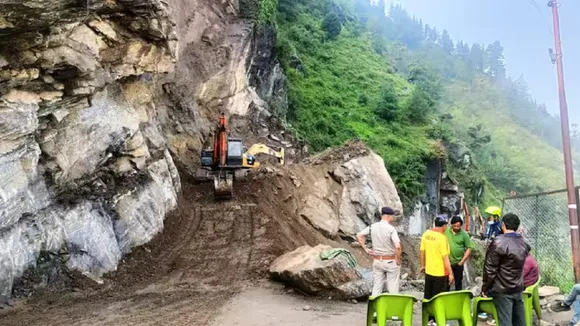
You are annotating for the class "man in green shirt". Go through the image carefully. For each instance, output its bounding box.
[445,215,474,290]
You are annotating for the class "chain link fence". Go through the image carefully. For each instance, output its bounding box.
[502,189,575,292]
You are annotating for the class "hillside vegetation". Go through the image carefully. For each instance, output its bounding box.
[273,0,574,209]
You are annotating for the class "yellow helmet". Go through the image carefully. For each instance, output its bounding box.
[485,206,502,216]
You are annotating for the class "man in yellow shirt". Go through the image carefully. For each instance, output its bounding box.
[421,215,455,326]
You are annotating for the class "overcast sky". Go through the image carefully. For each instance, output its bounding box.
[395,0,580,125]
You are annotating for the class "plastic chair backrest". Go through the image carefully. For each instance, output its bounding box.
[472,297,499,326]
[430,291,473,320]
[369,293,417,326]
[423,290,473,325]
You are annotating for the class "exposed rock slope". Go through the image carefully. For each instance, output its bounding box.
[0,0,291,296]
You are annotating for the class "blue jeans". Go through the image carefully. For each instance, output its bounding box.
[564,284,580,324]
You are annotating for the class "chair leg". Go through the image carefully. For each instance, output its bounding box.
[367,301,374,326]
[492,311,500,326]
[534,297,542,320]
[403,311,413,326]
[525,301,532,326]
[435,313,447,326]
[472,303,480,326]
[377,306,387,326]
[422,311,430,326]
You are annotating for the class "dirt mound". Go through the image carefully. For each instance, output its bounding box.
[303,140,370,165]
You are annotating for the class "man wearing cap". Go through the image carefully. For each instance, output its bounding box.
[357,207,402,296]
[421,215,454,326]
[445,215,474,291]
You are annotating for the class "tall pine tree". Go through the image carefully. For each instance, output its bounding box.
[424,24,432,40]
[486,41,506,80]
[470,43,485,72]
[429,27,439,43]
[440,29,454,53]
[456,41,471,61]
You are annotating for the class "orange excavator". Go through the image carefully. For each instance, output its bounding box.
[195,113,284,199]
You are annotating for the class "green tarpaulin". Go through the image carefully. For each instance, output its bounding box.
[319,248,358,268]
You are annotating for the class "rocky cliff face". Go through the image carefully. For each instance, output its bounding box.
[0,0,291,296]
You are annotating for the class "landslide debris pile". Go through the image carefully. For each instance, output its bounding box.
[104,140,405,290]
[0,140,407,326]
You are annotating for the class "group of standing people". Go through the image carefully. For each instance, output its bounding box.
[358,207,540,326]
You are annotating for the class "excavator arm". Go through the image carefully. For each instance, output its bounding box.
[243,144,284,168]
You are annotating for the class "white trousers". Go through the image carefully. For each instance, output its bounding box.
[371,259,401,297]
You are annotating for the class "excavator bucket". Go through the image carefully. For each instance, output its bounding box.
[213,170,233,199]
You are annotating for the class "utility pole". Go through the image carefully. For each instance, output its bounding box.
[548,0,580,282]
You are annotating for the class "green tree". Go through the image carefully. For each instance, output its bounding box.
[456,41,470,62]
[406,86,434,123]
[486,40,506,80]
[470,43,485,72]
[408,65,442,102]
[467,124,492,149]
[428,27,439,43]
[374,84,401,121]
[424,24,432,40]
[440,29,454,53]
[322,11,342,40]
[389,4,423,48]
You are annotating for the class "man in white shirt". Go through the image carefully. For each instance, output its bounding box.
[357,207,402,296]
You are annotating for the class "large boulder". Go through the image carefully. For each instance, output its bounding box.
[335,152,403,235]
[294,141,403,237]
[269,244,372,300]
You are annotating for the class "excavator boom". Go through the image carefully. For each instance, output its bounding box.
[214,113,228,167]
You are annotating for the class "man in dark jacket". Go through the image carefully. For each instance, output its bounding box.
[482,213,530,326]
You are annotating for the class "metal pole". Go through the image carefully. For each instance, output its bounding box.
[548,0,580,282]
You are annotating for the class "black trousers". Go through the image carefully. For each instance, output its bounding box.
[451,264,464,290]
[492,292,526,326]
[424,274,450,321]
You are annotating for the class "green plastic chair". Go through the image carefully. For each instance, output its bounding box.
[472,297,499,326]
[367,293,418,326]
[524,277,542,326]
[422,290,473,326]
